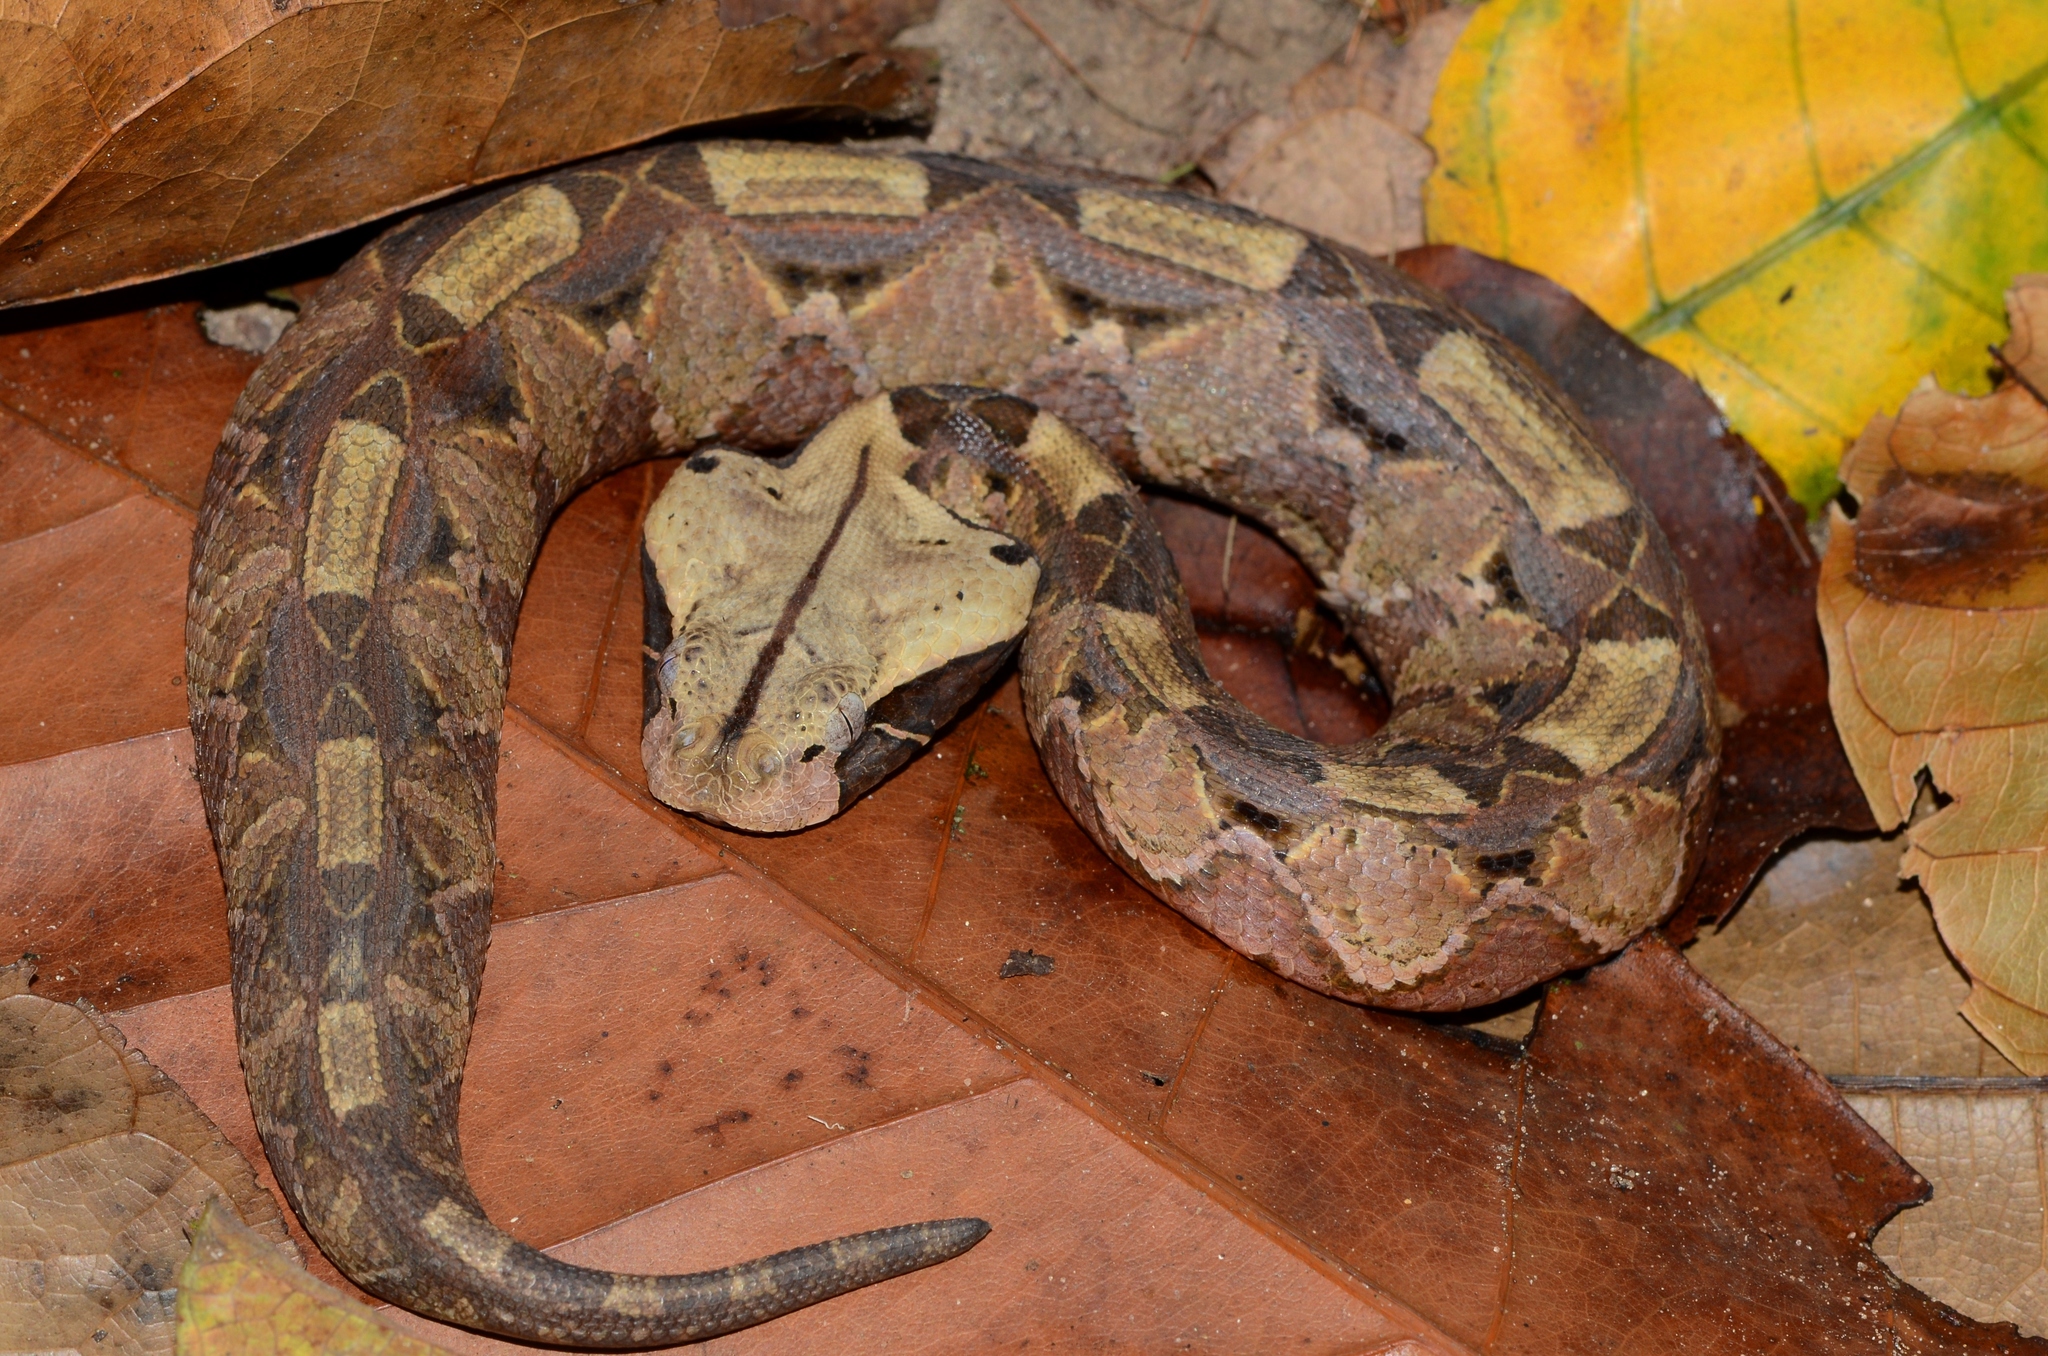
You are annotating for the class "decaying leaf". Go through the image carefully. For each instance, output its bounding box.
[897,0,1359,178]
[175,1204,457,1356]
[1690,836,2020,1081]
[1424,0,2048,511]
[1197,6,1470,255]
[0,960,295,1354]
[1690,834,2048,1335]
[1819,273,2048,1073]
[1850,1088,2048,1337]
[0,0,929,309]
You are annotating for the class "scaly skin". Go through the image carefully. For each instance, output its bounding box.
[188,141,1715,1342]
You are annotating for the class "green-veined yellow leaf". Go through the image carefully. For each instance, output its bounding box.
[1426,0,2048,510]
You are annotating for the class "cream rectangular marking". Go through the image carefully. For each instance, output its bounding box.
[603,1276,667,1318]
[1520,638,1681,774]
[421,1199,512,1272]
[700,144,928,217]
[1076,190,1304,291]
[316,736,382,868]
[316,999,385,1115]
[1417,331,1632,534]
[304,420,407,599]
[1319,764,1474,815]
[409,184,582,328]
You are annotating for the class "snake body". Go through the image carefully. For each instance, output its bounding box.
[186,141,1717,1343]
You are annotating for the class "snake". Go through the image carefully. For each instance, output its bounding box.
[185,140,1719,1345]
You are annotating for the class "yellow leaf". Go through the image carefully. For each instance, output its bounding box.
[176,1205,459,1356]
[1424,0,2048,511]
[1816,274,2048,1072]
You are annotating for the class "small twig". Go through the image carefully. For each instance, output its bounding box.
[1219,514,1238,598]
[1180,0,1212,61]
[1749,461,1816,568]
[1990,343,2048,411]
[998,0,1181,135]
[999,0,1086,81]
[1344,0,1370,63]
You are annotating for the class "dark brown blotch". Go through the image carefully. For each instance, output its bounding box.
[1278,238,1362,301]
[316,684,377,740]
[1854,470,2048,608]
[1228,798,1292,842]
[397,292,464,350]
[1324,381,1421,457]
[1096,552,1164,613]
[1470,847,1538,881]
[890,387,952,446]
[1556,510,1642,573]
[1369,301,1461,373]
[1582,587,1682,645]
[967,392,1038,447]
[643,145,720,209]
[342,374,410,436]
[305,593,371,654]
[554,172,629,234]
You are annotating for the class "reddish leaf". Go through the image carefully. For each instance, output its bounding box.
[2,264,2032,1352]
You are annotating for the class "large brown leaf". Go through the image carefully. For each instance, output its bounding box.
[1,267,2035,1350]
[0,0,928,310]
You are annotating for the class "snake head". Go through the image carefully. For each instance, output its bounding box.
[639,397,1040,833]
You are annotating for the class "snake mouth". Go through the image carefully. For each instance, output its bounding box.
[642,706,848,832]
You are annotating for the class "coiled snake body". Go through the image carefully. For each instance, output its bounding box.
[186,142,1717,1343]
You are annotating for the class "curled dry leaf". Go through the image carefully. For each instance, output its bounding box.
[0,0,928,309]
[1819,274,2048,1074]
[1199,5,1471,256]
[176,1204,458,1356]
[0,960,295,1355]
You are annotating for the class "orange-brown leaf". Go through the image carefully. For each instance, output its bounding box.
[0,1,927,309]
[1819,275,2048,1074]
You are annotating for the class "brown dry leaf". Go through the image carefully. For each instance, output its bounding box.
[1848,1089,2048,1336]
[1686,835,2048,1335]
[0,960,295,1354]
[1199,6,1471,255]
[1818,274,2048,1073]
[1689,836,2020,1081]
[0,0,928,309]
[2,248,2037,1351]
[176,1204,458,1356]
[896,0,1359,178]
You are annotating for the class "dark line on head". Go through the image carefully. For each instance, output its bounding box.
[718,441,873,745]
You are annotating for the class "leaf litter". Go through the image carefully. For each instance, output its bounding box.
[0,960,296,1354]
[1820,273,2048,1074]
[1,0,2043,1346]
